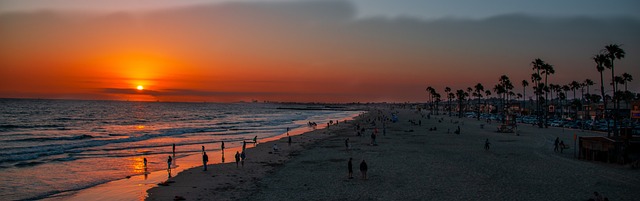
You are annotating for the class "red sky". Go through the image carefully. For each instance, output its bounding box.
[0,1,638,102]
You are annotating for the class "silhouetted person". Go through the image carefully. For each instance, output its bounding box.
[485,139,491,150]
[221,141,225,151]
[202,151,208,171]
[201,145,205,155]
[454,126,460,134]
[554,137,560,152]
[172,144,176,158]
[371,132,377,145]
[167,156,172,174]
[253,136,258,144]
[348,158,353,179]
[345,138,350,150]
[360,160,368,179]
[559,141,566,153]
[241,151,246,167]
[242,141,247,152]
[235,151,240,168]
[143,157,147,168]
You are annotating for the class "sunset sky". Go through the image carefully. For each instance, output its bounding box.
[1,0,638,102]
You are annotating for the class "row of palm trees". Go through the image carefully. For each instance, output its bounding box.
[425,44,635,137]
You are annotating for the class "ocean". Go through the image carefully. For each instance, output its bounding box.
[0,99,361,200]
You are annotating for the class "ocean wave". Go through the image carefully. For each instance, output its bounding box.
[3,134,94,142]
[0,124,66,130]
[14,161,45,167]
[0,126,251,165]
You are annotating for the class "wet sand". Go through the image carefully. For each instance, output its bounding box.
[147,108,640,200]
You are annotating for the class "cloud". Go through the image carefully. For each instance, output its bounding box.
[2,0,639,102]
[101,88,286,97]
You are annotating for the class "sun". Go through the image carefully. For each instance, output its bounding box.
[136,85,144,90]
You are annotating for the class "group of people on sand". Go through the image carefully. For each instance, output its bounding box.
[554,137,567,153]
[347,158,368,180]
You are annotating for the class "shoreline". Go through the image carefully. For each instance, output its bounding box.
[144,111,368,200]
[43,112,363,201]
[148,107,638,201]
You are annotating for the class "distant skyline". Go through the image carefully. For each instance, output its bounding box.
[1,0,638,102]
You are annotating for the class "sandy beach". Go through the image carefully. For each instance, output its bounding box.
[147,107,639,201]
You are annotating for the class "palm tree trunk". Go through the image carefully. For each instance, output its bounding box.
[600,71,609,137]
[523,88,526,114]
[610,62,618,136]
[544,75,549,128]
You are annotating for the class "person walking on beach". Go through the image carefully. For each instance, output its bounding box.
[167,156,172,178]
[554,137,560,152]
[241,151,246,167]
[221,141,225,151]
[360,160,368,179]
[484,139,491,150]
[253,136,258,144]
[202,151,209,171]
[143,157,147,168]
[345,138,350,150]
[348,158,353,179]
[370,132,377,145]
[242,141,247,152]
[172,144,176,158]
[235,151,240,168]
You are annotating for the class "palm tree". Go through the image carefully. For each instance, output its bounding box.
[570,81,580,101]
[426,86,435,113]
[562,85,571,119]
[531,58,545,127]
[604,44,625,136]
[474,83,484,120]
[548,84,559,118]
[434,93,442,115]
[496,75,513,124]
[583,79,594,100]
[593,53,610,136]
[485,90,492,116]
[570,81,582,119]
[456,89,468,118]
[621,73,633,92]
[445,87,452,116]
[541,62,555,127]
[522,80,529,114]
[583,79,595,123]
[621,73,634,111]
[558,92,567,120]
[447,92,455,117]
[466,87,473,113]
